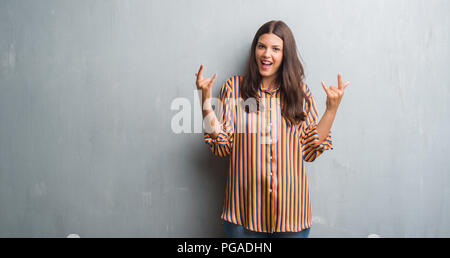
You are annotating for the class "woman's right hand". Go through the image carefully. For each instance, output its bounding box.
[195,64,217,93]
[195,64,219,137]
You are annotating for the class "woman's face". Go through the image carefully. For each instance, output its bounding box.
[255,33,284,80]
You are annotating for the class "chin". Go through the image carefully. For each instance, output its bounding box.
[260,71,275,77]
[258,69,269,76]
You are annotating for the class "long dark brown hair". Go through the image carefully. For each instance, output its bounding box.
[241,20,310,125]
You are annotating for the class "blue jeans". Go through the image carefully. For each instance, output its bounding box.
[223,221,310,238]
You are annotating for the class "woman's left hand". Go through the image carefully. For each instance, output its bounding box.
[321,74,350,112]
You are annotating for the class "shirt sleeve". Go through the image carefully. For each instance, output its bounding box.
[203,78,235,157]
[300,83,333,162]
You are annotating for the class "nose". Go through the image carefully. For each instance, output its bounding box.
[262,49,271,58]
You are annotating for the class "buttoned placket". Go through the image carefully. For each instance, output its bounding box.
[262,89,278,233]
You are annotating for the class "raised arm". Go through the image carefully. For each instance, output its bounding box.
[195,64,220,139]
[195,65,235,157]
[317,74,350,143]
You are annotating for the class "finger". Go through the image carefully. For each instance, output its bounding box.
[321,81,330,95]
[197,64,204,80]
[196,65,204,84]
[208,73,217,87]
[343,81,350,90]
[337,74,344,89]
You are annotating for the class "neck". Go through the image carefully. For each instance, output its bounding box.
[261,76,278,90]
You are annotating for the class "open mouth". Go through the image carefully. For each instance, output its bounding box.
[261,60,273,70]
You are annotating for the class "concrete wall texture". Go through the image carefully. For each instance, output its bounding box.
[0,0,449,237]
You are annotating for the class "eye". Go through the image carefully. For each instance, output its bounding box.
[257,44,265,49]
[274,48,280,51]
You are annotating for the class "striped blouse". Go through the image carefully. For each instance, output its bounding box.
[204,75,333,233]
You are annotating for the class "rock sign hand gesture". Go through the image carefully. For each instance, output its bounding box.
[195,64,217,93]
[321,74,350,112]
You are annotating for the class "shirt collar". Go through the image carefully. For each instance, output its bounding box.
[260,83,280,93]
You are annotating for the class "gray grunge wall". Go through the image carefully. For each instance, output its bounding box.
[0,0,449,237]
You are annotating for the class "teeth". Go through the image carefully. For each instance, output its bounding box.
[262,61,272,65]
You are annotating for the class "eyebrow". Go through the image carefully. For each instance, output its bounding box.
[257,42,282,48]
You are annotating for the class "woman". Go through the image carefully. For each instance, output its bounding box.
[195,20,349,238]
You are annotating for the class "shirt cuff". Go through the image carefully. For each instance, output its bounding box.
[303,123,334,152]
[204,131,230,146]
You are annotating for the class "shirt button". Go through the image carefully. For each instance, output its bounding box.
[269,189,272,193]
